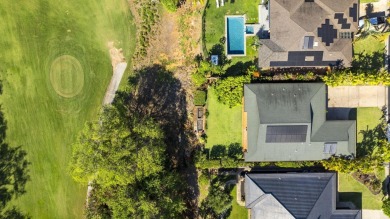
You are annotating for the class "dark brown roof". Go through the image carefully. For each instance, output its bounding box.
[258,0,359,68]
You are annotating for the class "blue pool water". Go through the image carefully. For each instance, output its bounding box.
[227,17,245,55]
[246,25,254,34]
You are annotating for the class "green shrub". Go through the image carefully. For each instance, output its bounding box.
[210,145,226,159]
[200,184,232,217]
[323,70,390,86]
[214,75,251,108]
[194,90,207,106]
[199,172,210,186]
[191,71,207,87]
[274,161,316,168]
[383,199,390,217]
[227,143,243,159]
[161,0,179,12]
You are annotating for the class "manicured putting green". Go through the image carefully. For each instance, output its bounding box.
[50,55,84,98]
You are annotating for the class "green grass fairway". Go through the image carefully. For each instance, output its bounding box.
[206,88,241,148]
[0,0,135,218]
[357,107,383,142]
[228,186,248,219]
[50,55,84,98]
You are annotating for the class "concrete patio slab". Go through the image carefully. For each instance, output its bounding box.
[362,210,389,219]
[328,86,388,108]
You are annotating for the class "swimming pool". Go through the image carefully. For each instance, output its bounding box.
[226,16,245,56]
[246,25,254,34]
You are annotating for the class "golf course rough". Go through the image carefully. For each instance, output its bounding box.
[50,55,84,98]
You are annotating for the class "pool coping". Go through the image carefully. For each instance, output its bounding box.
[225,15,247,58]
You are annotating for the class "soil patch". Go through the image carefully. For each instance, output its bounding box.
[352,172,382,195]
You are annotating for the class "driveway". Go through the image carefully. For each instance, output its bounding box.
[362,210,389,219]
[328,86,388,108]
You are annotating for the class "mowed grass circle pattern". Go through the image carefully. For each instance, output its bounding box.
[50,55,84,98]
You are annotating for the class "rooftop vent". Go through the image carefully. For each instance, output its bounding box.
[324,142,337,154]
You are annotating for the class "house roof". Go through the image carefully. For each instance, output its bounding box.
[244,83,356,162]
[245,173,362,219]
[258,0,359,68]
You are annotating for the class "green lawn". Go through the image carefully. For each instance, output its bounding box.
[204,0,260,54]
[360,0,378,3]
[339,173,384,209]
[228,185,248,219]
[357,107,383,142]
[338,107,385,210]
[0,0,135,218]
[206,88,242,148]
[246,36,258,58]
[354,34,387,55]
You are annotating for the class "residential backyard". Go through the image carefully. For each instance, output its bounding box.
[228,185,248,219]
[354,34,387,55]
[338,107,385,210]
[205,88,242,148]
[203,0,260,63]
[339,173,384,209]
[356,107,384,142]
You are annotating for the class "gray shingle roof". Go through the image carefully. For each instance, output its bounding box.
[245,173,362,219]
[244,83,356,161]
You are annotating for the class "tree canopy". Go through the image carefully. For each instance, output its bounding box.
[70,106,165,187]
[200,181,232,218]
[70,65,191,218]
[214,75,251,108]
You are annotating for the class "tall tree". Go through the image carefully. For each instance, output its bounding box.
[70,106,165,187]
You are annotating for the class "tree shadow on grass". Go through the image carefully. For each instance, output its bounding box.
[225,61,255,77]
[357,124,386,157]
[351,51,385,73]
[113,64,199,218]
[338,192,362,209]
[0,107,30,217]
[209,44,230,67]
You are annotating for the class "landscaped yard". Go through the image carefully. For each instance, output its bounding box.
[357,107,383,142]
[338,173,384,209]
[204,0,260,63]
[0,0,135,218]
[206,88,242,148]
[338,107,385,210]
[354,34,387,55]
[228,185,248,219]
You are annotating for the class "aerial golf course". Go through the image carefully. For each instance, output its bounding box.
[0,0,135,218]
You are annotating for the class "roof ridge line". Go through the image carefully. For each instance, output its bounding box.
[306,172,336,216]
[247,193,270,208]
[247,173,307,218]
